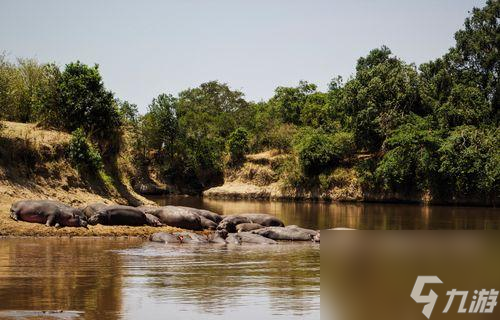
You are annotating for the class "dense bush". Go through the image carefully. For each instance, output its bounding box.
[68,128,103,172]
[294,129,355,174]
[227,128,249,164]
[0,55,60,123]
[375,116,442,191]
[438,125,499,196]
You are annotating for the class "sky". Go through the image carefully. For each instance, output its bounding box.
[0,0,487,113]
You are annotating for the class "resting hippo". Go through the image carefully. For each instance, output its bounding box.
[252,225,318,241]
[198,216,217,230]
[137,205,160,215]
[226,232,277,245]
[150,232,183,244]
[217,215,252,233]
[82,202,109,220]
[145,213,163,227]
[10,200,87,228]
[236,222,264,233]
[207,232,227,244]
[149,206,203,230]
[88,205,148,226]
[239,213,285,227]
[173,232,210,244]
[178,206,223,223]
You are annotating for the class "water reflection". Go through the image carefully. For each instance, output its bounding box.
[0,238,320,320]
[0,238,138,320]
[149,196,500,230]
[121,243,319,320]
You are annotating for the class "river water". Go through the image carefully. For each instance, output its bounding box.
[0,197,498,320]
[151,196,500,230]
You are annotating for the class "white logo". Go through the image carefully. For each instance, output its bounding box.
[411,276,443,319]
[411,276,498,319]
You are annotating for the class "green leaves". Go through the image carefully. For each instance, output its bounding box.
[57,62,121,141]
[438,125,499,195]
[68,128,103,173]
[294,128,355,175]
[227,127,250,164]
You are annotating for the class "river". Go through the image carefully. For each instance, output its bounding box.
[0,198,498,320]
[150,196,500,230]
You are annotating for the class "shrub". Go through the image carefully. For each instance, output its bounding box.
[294,129,355,174]
[68,128,103,172]
[375,116,442,192]
[227,127,249,163]
[438,125,499,196]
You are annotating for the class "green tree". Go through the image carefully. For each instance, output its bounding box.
[438,125,499,196]
[227,127,249,164]
[271,81,317,125]
[375,116,443,192]
[57,61,121,140]
[141,94,178,153]
[341,46,422,151]
[436,84,490,128]
[449,0,499,104]
[0,55,60,124]
[294,128,355,174]
[117,99,139,125]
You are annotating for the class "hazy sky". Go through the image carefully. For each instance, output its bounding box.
[1,0,486,112]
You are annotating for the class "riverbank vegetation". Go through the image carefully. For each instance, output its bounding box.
[0,1,498,205]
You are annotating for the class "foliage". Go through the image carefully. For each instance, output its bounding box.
[117,99,139,125]
[57,61,121,140]
[0,54,60,123]
[0,1,497,201]
[141,94,178,152]
[375,116,443,191]
[294,128,355,174]
[438,125,499,196]
[227,127,249,164]
[68,128,103,172]
[270,81,317,125]
[340,46,422,151]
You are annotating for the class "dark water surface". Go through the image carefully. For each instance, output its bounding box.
[150,196,500,230]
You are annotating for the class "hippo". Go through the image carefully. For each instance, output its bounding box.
[150,232,183,244]
[236,222,264,233]
[216,229,229,239]
[173,232,209,244]
[87,205,148,226]
[217,215,252,233]
[149,206,203,230]
[10,200,88,228]
[178,206,223,223]
[82,202,109,220]
[137,205,160,215]
[226,232,277,245]
[251,225,318,241]
[207,232,227,244]
[199,216,218,230]
[145,213,163,227]
[239,213,285,227]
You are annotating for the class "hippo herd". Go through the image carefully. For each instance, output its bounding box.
[9,200,321,244]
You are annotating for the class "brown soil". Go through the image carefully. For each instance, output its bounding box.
[0,121,180,237]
